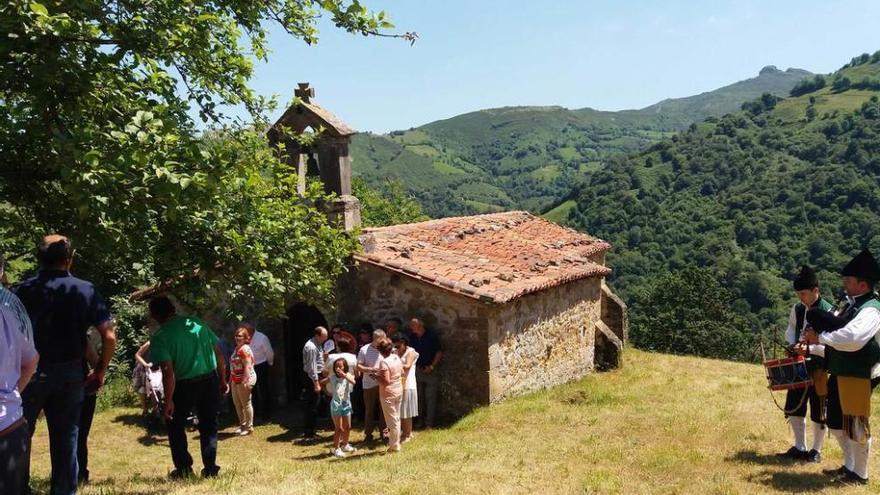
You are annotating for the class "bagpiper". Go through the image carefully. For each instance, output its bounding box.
[804,249,880,485]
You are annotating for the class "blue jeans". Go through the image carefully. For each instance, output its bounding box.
[0,420,30,495]
[22,361,85,495]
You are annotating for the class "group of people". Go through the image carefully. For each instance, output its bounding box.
[777,248,880,486]
[300,317,444,457]
[0,234,446,494]
[0,235,118,495]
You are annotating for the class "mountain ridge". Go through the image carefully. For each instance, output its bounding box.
[351,65,813,217]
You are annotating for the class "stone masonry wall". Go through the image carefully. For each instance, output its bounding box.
[487,277,602,402]
[337,263,490,420]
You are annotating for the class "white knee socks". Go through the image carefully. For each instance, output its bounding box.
[811,421,825,452]
[789,416,807,451]
[831,428,854,471]
[849,436,871,480]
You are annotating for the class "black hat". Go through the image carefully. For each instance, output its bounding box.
[841,249,880,282]
[793,265,819,291]
[806,307,848,333]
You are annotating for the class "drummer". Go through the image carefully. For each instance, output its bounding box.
[777,265,834,462]
[804,249,880,485]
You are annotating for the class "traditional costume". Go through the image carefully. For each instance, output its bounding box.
[779,266,833,462]
[809,249,880,484]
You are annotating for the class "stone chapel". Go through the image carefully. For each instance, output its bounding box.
[267,85,628,419]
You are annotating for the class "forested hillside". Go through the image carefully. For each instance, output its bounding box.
[566,51,880,360]
[351,66,810,218]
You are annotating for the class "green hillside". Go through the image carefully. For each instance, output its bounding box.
[565,51,880,359]
[351,66,811,217]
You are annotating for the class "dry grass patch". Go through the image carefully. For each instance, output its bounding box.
[29,349,880,494]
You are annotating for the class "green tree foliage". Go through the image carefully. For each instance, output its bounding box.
[790,75,827,97]
[568,70,880,360]
[0,0,404,315]
[630,268,756,361]
[832,76,852,92]
[353,177,429,227]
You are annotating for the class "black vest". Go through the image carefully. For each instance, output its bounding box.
[826,294,880,378]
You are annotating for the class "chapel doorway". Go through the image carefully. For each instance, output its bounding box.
[285,303,328,399]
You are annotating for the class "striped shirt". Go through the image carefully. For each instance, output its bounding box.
[0,286,32,343]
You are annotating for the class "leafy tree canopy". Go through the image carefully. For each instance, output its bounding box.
[0,0,407,316]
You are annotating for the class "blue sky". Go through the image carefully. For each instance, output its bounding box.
[249,0,880,132]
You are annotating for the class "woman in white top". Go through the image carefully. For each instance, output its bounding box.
[393,334,419,443]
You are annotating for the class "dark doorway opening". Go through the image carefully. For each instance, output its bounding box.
[285,303,328,400]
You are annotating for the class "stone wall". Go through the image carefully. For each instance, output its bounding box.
[487,277,602,402]
[337,263,490,420]
[600,281,628,342]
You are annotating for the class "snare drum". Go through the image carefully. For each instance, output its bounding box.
[764,355,813,391]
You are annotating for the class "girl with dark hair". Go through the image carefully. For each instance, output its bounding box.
[321,358,356,457]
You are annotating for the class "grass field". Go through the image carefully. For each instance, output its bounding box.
[30,349,880,494]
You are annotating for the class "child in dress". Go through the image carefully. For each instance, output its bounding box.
[321,358,357,457]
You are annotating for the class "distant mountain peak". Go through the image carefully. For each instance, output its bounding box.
[759,65,780,75]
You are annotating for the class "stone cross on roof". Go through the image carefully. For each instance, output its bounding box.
[295,82,315,103]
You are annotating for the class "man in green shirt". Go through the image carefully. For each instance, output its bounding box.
[148,296,228,479]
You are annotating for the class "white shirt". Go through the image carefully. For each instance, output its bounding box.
[249,330,274,366]
[400,347,419,390]
[784,305,800,346]
[818,301,880,378]
[0,306,37,431]
[357,343,384,390]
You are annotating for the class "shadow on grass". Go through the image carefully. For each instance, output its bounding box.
[112,412,169,447]
[744,469,836,492]
[31,474,176,495]
[729,450,837,492]
[727,449,798,466]
[296,449,387,461]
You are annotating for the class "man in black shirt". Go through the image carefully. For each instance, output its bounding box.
[408,318,443,428]
[14,235,117,495]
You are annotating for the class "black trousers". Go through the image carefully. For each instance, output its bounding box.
[826,375,880,430]
[301,373,323,436]
[77,393,97,482]
[784,384,824,423]
[165,373,220,474]
[252,362,272,420]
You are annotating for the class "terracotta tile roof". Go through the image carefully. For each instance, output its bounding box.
[355,211,611,304]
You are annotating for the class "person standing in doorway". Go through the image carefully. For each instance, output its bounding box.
[149,296,228,479]
[409,318,443,429]
[14,235,117,495]
[242,323,274,423]
[301,326,328,439]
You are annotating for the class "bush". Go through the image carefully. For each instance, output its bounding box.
[108,295,150,381]
[96,378,139,411]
